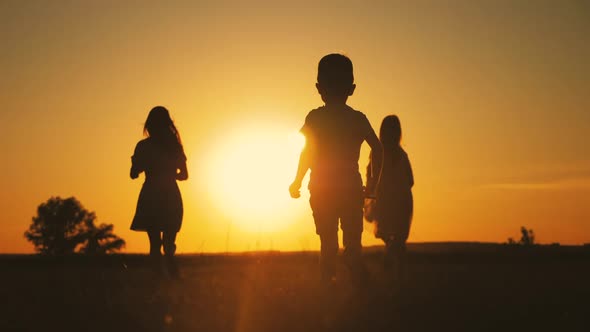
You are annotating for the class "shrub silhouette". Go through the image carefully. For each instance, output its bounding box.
[507,226,536,246]
[24,196,125,255]
[519,226,535,246]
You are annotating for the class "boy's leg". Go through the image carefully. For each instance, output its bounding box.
[319,231,339,282]
[310,192,339,282]
[342,221,362,265]
[340,190,368,285]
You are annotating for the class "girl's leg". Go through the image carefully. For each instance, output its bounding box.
[391,216,411,284]
[391,238,407,284]
[396,219,411,283]
[384,237,394,271]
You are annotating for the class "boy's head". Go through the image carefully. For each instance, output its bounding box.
[316,53,356,101]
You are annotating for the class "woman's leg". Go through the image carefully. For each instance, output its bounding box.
[162,231,177,256]
[147,230,162,256]
[163,231,179,277]
[147,231,163,273]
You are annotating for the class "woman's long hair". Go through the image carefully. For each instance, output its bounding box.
[144,106,183,156]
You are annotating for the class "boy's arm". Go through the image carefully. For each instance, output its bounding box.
[289,141,311,199]
[290,112,314,199]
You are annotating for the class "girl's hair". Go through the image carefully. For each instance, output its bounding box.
[143,106,183,154]
[367,115,403,180]
[379,115,402,149]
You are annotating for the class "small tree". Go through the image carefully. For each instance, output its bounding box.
[24,196,125,255]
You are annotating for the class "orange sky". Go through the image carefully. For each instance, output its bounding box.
[1,0,589,253]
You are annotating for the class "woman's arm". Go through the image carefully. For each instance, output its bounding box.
[130,143,144,179]
[130,161,141,179]
[176,161,188,181]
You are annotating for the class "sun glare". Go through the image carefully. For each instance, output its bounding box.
[205,127,306,232]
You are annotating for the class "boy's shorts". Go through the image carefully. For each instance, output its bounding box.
[309,187,364,236]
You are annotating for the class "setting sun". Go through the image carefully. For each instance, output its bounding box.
[205,126,306,232]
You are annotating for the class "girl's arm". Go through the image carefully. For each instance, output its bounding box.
[365,131,382,196]
[406,153,414,188]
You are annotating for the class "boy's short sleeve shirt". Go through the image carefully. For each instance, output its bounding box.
[300,105,375,190]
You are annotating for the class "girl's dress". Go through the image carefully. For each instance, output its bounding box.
[130,137,185,233]
[373,146,414,241]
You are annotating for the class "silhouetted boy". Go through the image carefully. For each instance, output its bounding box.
[289,54,382,284]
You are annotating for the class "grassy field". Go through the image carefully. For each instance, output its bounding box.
[2,245,589,332]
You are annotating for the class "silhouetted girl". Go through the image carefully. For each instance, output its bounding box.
[367,115,413,280]
[130,106,188,278]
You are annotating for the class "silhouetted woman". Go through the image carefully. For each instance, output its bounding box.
[130,106,188,277]
[367,115,413,280]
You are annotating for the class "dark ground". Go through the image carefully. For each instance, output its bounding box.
[1,244,589,332]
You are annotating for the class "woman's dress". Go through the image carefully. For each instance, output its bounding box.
[130,138,185,233]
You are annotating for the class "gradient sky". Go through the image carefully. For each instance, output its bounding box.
[1,0,589,253]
